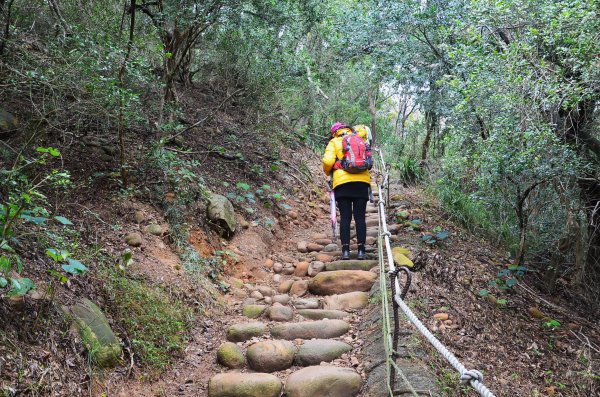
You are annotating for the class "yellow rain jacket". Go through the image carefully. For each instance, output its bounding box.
[322,127,371,189]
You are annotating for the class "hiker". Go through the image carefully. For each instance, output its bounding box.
[322,122,372,260]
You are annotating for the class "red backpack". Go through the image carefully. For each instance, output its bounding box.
[336,131,373,173]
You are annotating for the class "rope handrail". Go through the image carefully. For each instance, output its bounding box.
[373,147,497,397]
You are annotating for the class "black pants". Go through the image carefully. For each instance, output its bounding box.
[337,197,368,247]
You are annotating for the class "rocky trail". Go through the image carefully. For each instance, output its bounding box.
[108,184,438,397]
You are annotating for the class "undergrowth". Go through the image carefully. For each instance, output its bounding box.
[104,272,192,373]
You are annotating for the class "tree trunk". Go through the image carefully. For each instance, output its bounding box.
[421,110,437,164]
[368,82,378,147]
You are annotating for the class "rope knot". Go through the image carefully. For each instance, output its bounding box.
[381,231,392,238]
[460,369,483,384]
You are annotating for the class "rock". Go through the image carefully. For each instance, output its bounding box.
[264,297,272,304]
[271,319,349,340]
[297,241,308,253]
[243,298,257,305]
[267,304,294,321]
[232,288,247,299]
[208,373,282,397]
[322,243,338,252]
[289,280,309,297]
[433,313,449,321]
[273,262,283,273]
[307,261,325,276]
[207,193,236,237]
[230,278,244,289]
[144,224,163,236]
[264,259,274,268]
[134,210,145,223]
[124,233,142,247]
[226,322,267,342]
[365,236,377,245]
[272,274,282,283]
[250,291,264,300]
[256,286,274,297]
[293,298,320,309]
[243,304,267,319]
[314,238,333,246]
[217,342,245,369]
[297,309,349,320]
[0,109,18,135]
[240,219,250,229]
[246,340,296,372]
[282,263,296,275]
[366,218,379,227]
[309,270,377,295]
[311,233,328,240]
[314,253,334,263]
[294,261,310,277]
[294,340,352,366]
[278,280,294,294]
[306,243,324,252]
[272,294,291,304]
[324,260,379,271]
[323,292,369,310]
[288,210,298,219]
[528,307,546,319]
[66,299,122,367]
[284,366,362,397]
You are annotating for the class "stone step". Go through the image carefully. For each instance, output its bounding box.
[309,270,377,295]
[226,322,267,342]
[247,339,295,372]
[297,309,350,320]
[312,251,377,260]
[271,319,349,340]
[323,291,369,310]
[208,372,282,397]
[324,259,378,271]
[284,366,362,397]
[294,339,352,366]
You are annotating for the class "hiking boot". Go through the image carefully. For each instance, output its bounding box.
[357,244,366,260]
[342,245,350,260]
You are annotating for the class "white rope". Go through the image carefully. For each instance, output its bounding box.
[373,148,497,397]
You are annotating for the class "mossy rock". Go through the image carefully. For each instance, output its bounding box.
[0,108,18,134]
[207,193,236,237]
[324,260,378,271]
[66,299,122,368]
[243,304,267,319]
[217,342,245,369]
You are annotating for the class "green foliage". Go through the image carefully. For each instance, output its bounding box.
[105,273,192,371]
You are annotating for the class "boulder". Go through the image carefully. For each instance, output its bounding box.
[289,280,308,297]
[277,280,294,293]
[0,108,18,136]
[309,270,377,295]
[271,319,349,340]
[273,262,283,273]
[323,292,369,310]
[67,299,122,367]
[246,340,296,372]
[272,294,290,305]
[297,309,349,320]
[297,241,308,253]
[124,233,142,247]
[294,340,352,366]
[284,366,362,397]
[256,286,274,297]
[217,342,245,369]
[293,261,310,277]
[314,253,334,263]
[325,260,379,272]
[207,193,236,237]
[266,304,293,322]
[144,224,163,236]
[226,322,267,342]
[307,261,325,276]
[208,373,282,397]
[322,243,338,252]
[306,243,324,252]
[292,298,319,309]
[311,233,328,240]
[242,304,267,319]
